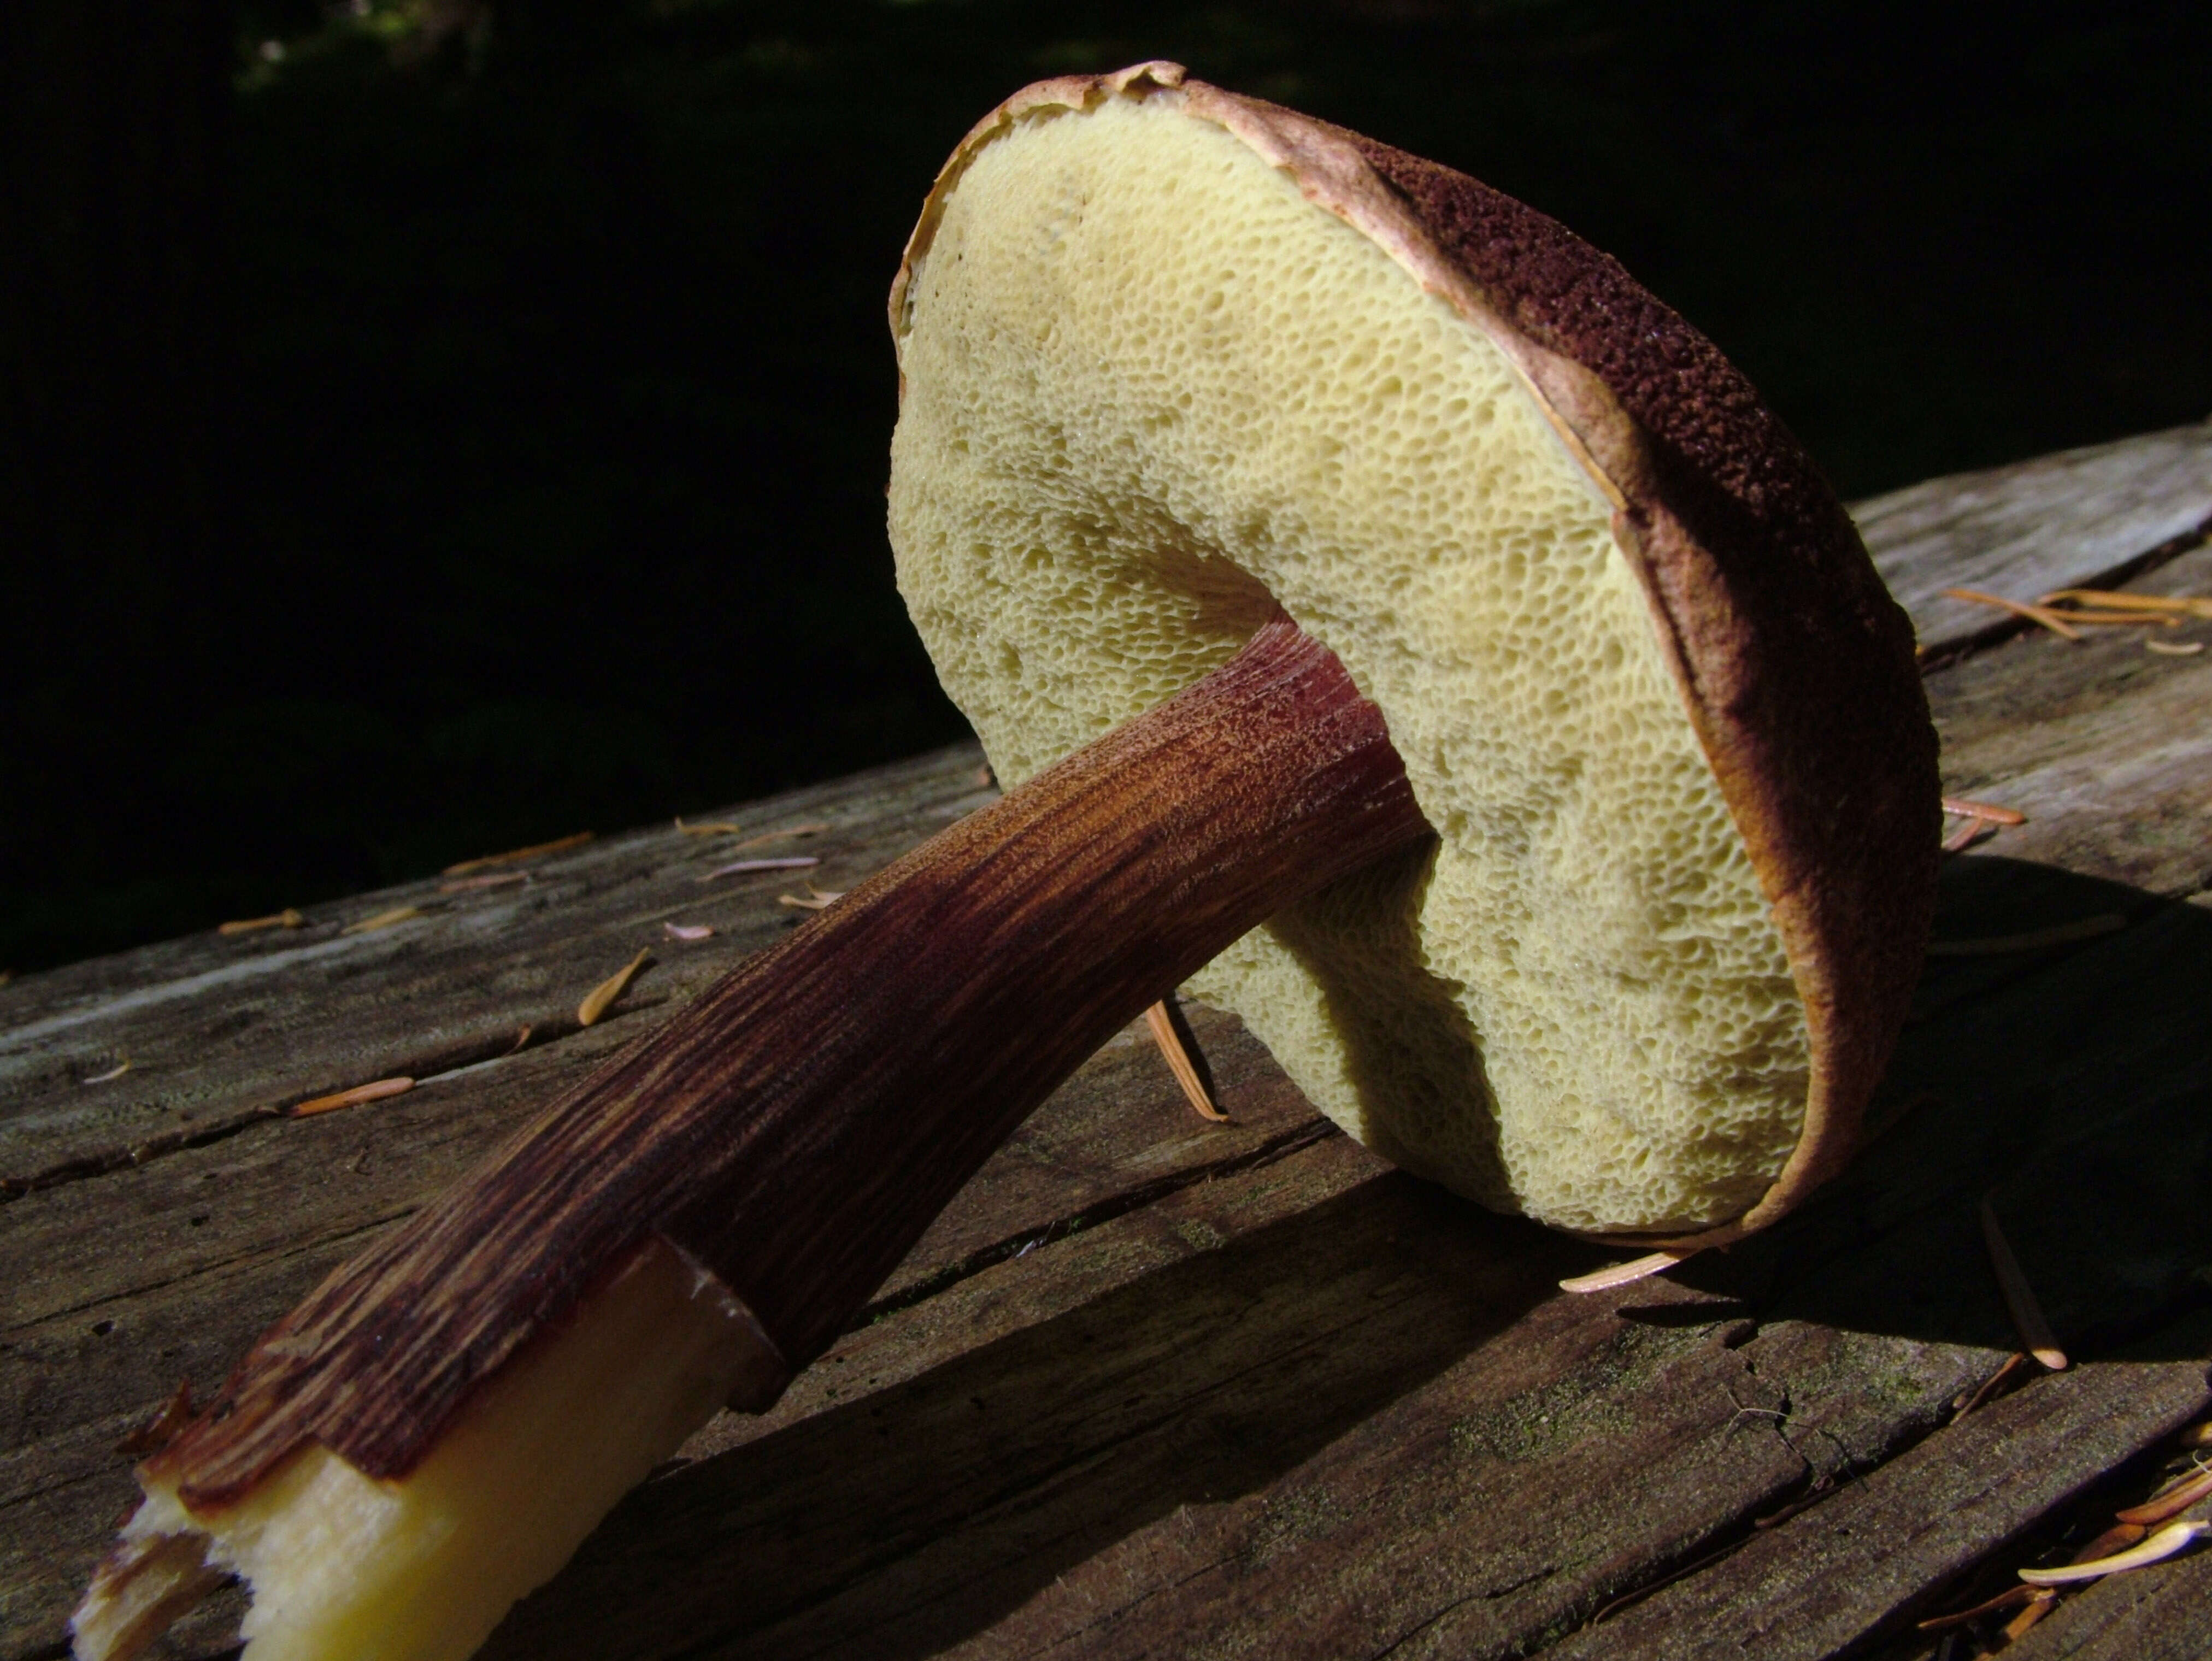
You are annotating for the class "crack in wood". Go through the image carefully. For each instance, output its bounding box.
[848,1118,1342,1330]
[0,1017,586,1204]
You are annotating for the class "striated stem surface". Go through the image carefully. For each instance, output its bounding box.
[144,616,1430,1510]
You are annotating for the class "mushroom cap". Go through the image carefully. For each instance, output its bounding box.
[885,63,1938,1243]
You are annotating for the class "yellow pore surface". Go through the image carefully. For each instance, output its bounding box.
[114,1239,755,1661]
[889,93,1810,1232]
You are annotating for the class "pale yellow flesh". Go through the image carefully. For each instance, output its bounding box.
[889,95,1810,1231]
[77,1239,762,1661]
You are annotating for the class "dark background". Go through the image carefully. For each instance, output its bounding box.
[4,0,2207,974]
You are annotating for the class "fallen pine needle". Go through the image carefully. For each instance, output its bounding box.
[442,830,592,877]
[82,1059,131,1085]
[1941,818,1991,855]
[1560,1250,1693,1294]
[2069,1522,2150,1564]
[1145,1001,1227,1121]
[1952,1351,2031,1419]
[292,1076,414,1118]
[2026,609,2179,626]
[504,1024,532,1055]
[676,818,830,849]
[728,821,831,851]
[439,871,531,893]
[703,856,819,882]
[1942,796,2027,826]
[2039,587,2212,619]
[578,949,651,1027]
[2020,1519,2210,1585]
[663,921,715,941]
[2115,1464,2212,1526]
[2002,1587,2060,1639]
[777,885,846,911]
[341,905,422,935]
[1942,586,2085,641]
[1927,915,2126,956]
[219,908,305,935]
[2147,638,2206,655]
[1916,1581,2042,1630]
[1980,1195,2068,1370]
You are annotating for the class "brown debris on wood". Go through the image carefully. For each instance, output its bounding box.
[2115,1465,2212,1527]
[576,950,652,1027]
[292,1077,415,1118]
[341,905,423,935]
[676,818,831,851]
[2003,1586,2061,1638]
[1951,1352,2032,1421]
[1143,1000,1226,1122]
[2038,587,2212,619]
[217,908,305,935]
[2020,1519,2211,1585]
[728,821,831,851]
[703,856,819,882]
[1558,1250,1692,1295]
[443,831,593,877]
[1942,796,2027,826]
[1917,1580,2043,1630]
[1939,795,2026,855]
[1980,1197,2068,1371]
[439,871,531,893]
[1943,586,2087,640]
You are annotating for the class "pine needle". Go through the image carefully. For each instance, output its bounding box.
[1560,1250,1694,1294]
[340,905,422,935]
[578,950,652,1027]
[443,831,592,877]
[1145,1001,1226,1121]
[219,908,306,935]
[292,1077,415,1118]
[1980,1196,2067,1370]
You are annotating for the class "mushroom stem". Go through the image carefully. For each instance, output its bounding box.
[75,617,1431,1661]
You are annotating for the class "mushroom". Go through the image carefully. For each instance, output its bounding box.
[887,61,1937,1243]
[72,62,1936,1661]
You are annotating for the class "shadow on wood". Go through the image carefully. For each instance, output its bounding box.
[481,1177,1573,1661]
[1682,854,2212,1361]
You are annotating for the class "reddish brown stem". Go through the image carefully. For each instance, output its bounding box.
[150,618,1431,1507]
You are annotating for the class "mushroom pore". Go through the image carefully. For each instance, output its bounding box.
[73,62,1935,1661]
[889,61,1937,1240]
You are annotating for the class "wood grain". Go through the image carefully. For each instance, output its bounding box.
[1860,416,2212,657]
[142,619,1431,1507]
[2004,1537,2212,1660]
[5,429,2211,1660]
[1540,1363,2209,1661]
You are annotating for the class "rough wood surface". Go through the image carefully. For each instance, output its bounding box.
[5,427,2210,1660]
[1858,415,2212,659]
[2005,1538,2212,1660]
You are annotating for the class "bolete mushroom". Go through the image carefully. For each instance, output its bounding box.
[73,62,1935,1661]
[889,61,1937,1242]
